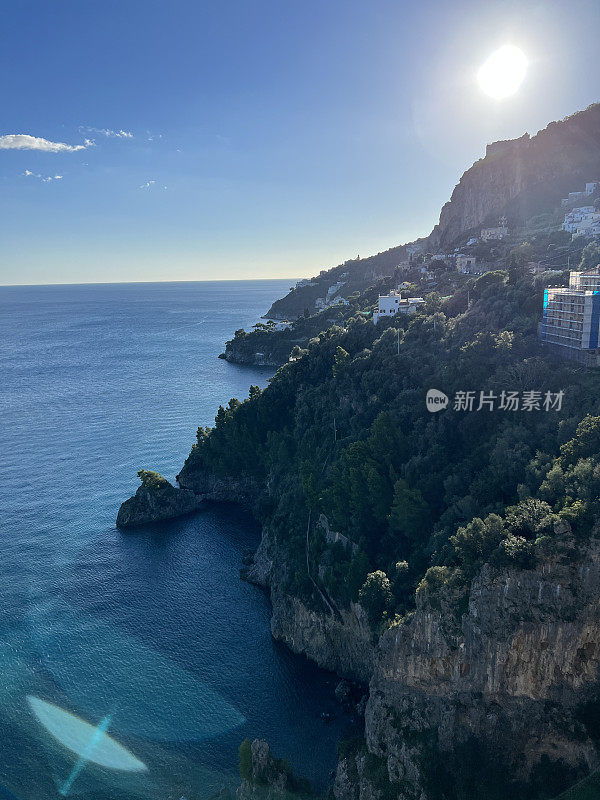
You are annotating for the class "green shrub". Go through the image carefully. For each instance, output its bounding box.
[137,469,169,490]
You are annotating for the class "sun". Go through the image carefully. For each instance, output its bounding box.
[477,45,528,100]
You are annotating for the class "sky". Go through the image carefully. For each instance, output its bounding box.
[0,0,598,285]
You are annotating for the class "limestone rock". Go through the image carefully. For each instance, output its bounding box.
[116,478,200,528]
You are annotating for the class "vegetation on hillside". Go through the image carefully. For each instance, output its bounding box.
[181,247,600,630]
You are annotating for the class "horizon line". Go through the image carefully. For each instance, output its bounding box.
[0,277,300,289]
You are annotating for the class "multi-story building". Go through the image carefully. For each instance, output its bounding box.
[540,267,600,365]
[373,291,425,323]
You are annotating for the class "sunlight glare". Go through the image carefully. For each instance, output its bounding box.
[477,45,528,100]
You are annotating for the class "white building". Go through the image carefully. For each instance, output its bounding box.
[373,291,425,323]
[561,183,599,206]
[575,217,600,238]
[294,278,315,289]
[563,206,597,231]
[481,226,508,241]
[326,280,346,301]
[563,207,599,234]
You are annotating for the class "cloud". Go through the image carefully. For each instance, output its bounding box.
[0,134,90,152]
[79,126,133,139]
[24,170,64,183]
[139,180,167,190]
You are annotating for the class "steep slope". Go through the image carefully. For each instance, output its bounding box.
[429,103,600,249]
[265,103,600,320]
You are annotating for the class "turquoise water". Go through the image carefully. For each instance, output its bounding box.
[0,282,350,800]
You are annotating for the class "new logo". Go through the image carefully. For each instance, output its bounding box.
[426,389,449,412]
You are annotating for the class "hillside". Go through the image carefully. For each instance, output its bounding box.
[266,103,600,320]
[164,262,600,798]
[119,103,600,800]
[430,103,600,248]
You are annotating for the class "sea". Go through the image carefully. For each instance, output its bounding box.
[0,281,353,800]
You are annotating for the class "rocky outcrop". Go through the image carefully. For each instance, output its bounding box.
[428,104,600,249]
[219,349,283,367]
[237,739,313,800]
[270,589,375,683]
[116,479,201,528]
[344,536,600,799]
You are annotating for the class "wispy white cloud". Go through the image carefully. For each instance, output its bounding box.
[0,134,90,152]
[79,126,133,139]
[24,170,64,183]
[146,133,163,142]
[139,179,167,190]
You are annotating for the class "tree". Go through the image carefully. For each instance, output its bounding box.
[359,570,392,625]
[137,470,169,490]
[387,479,430,553]
[332,346,350,378]
[391,560,412,607]
[507,243,532,284]
[472,270,507,299]
[450,514,505,569]
[559,415,600,468]
[578,241,600,272]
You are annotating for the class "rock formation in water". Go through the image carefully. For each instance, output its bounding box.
[237,739,314,800]
[116,470,201,528]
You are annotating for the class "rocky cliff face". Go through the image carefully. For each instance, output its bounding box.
[244,525,375,682]
[269,590,374,683]
[176,464,259,508]
[429,104,600,249]
[335,535,600,800]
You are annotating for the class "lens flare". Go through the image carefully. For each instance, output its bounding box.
[27,696,147,773]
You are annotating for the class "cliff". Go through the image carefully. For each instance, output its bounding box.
[429,104,600,249]
[118,104,600,799]
[221,304,360,366]
[262,103,600,320]
[335,531,600,800]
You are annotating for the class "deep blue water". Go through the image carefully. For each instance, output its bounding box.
[0,282,350,800]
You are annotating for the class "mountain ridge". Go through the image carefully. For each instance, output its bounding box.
[265,102,600,320]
